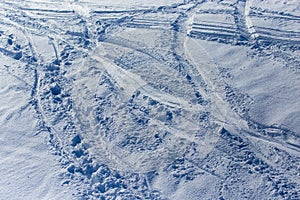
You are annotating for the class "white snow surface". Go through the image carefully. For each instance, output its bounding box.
[0,56,76,199]
[0,0,299,199]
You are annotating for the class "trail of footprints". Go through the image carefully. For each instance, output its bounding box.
[0,0,299,199]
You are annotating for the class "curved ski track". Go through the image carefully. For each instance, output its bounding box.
[0,0,299,199]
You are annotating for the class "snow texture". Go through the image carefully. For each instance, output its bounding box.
[0,0,299,199]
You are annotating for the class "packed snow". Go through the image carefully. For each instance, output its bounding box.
[0,0,299,199]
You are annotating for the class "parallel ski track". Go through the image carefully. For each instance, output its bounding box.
[1,0,299,199]
[245,0,300,44]
[125,18,172,29]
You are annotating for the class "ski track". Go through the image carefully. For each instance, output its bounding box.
[0,0,299,199]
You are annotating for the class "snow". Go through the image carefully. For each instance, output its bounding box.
[0,0,299,199]
[246,0,300,42]
[196,40,299,133]
[0,57,76,199]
